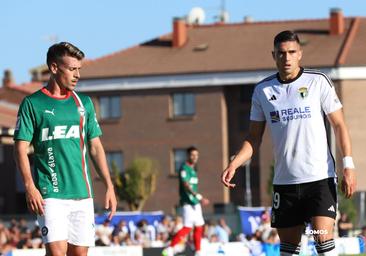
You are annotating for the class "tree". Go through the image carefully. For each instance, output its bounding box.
[112,157,160,211]
[267,163,275,196]
[338,186,357,225]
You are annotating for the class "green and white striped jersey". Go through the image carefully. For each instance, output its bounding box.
[179,163,200,206]
[14,88,102,199]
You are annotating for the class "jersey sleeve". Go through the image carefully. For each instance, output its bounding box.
[13,97,35,142]
[85,97,102,140]
[179,165,190,183]
[319,75,342,114]
[250,87,266,121]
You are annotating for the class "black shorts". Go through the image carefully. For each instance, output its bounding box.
[271,178,337,228]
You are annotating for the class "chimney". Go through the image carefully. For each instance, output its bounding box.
[2,69,14,88]
[244,16,254,23]
[330,8,344,35]
[173,18,187,48]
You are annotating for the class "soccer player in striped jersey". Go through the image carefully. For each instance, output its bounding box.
[162,146,209,256]
[14,42,117,256]
[221,31,356,256]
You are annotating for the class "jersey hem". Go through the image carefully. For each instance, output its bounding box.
[13,137,32,142]
[42,195,93,200]
[273,174,337,185]
[324,105,343,115]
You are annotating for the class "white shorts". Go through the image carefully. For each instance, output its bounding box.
[182,204,205,228]
[37,198,95,246]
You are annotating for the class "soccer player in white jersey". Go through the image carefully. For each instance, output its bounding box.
[221,30,356,256]
[14,42,117,256]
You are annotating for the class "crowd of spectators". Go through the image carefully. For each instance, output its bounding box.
[236,209,280,255]
[95,215,233,248]
[0,218,43,255]
[1,211,365,255]
[0,215,233,254]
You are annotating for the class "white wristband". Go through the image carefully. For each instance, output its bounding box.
[196,193,203,201]
[343,156,355,169]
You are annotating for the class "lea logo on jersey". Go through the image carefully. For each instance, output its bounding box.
[41,125,79,141]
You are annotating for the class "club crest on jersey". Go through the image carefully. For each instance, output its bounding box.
[78,106,85,117]
[298,87,308,99]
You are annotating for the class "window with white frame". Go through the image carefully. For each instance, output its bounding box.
[172,93,195,116]
[99,96,121,119]
[173,149,187,174]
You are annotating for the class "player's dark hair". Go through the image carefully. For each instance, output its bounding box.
[273,30,300,48]
[187,146,198,154]
[46,42,85,69]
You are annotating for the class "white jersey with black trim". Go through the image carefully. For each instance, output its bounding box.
[250,68,342,185]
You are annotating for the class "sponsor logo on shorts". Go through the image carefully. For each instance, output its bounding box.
[328,205,335,212]
[41,226,48,236]
[305,229,328,235]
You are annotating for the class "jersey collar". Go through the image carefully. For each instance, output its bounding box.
[41,87,71,100]
[276,67,304,84]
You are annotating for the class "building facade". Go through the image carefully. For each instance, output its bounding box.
[1,9,366,214]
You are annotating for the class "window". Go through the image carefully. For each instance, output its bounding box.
[106,151,124,174]
[99,96,121,119]
[240,85,254,102]
[239,111,250,131]
[172,93,195,116]
[172,149,187,174]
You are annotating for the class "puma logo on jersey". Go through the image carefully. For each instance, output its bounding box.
[41,125,79,141]
[44,109,55,116]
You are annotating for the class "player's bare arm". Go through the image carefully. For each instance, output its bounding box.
[327,109,356,198]
[182,181,209,205]
[14,140,45,215]
[89,137,117,219]
[221,121,265,188]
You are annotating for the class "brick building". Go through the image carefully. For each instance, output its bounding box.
[1,9,366,214]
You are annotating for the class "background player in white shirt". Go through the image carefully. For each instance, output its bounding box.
[221,31,356,256]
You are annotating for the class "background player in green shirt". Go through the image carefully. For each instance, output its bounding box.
[14,42,117,256]
[162,146,209,256]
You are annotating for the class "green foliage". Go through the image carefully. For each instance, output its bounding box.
[338,190,357,224]
[112,157,160,211]
[267,163,274,196]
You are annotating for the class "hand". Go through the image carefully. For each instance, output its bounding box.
[25,186,45,215]
[105,186,117,220]
[341,168,356,198]
[221,165,237,188]
[201,197,210,206]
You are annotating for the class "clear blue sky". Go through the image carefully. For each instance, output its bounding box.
[1,0,365,84]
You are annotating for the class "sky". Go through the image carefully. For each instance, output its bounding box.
[1,0,365,84]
